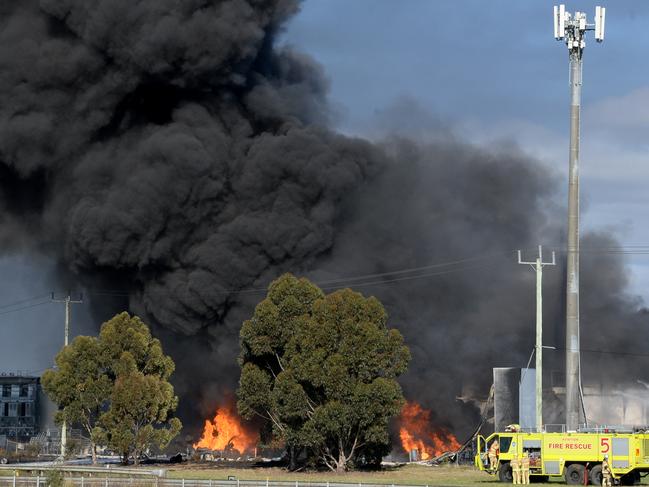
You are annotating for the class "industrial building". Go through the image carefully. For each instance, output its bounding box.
[0,371,83,457]
[0,373,40,439]
[0,372,58,440]
[492,367,649,432]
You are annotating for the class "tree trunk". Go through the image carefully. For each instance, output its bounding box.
[288,445,298,471]
[336,440,348,472]
[91,442,97,465]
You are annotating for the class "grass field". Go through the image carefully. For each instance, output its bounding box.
[167,464,500,485]
[2,462,647,485]
[166,463,649,486]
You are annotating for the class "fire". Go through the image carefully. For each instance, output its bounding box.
[399,401,461,460]
[194,404,256,454]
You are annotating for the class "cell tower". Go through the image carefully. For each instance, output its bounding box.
[553,5,605,431]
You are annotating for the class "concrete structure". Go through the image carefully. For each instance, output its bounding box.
[553,4,606,431]
[494,368,519,432]
[493,367,537,432]
[551,385,649,427]
[519,369,536,431]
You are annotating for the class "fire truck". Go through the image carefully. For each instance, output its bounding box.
[475,428,649,485]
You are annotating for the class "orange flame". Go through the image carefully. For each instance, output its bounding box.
[399,401,461,460]
[193,404,256,454]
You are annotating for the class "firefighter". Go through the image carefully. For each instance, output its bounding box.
[602,454,613,487]
[488,439,500,471]
[521,452,530,484]
[511,453,521,485]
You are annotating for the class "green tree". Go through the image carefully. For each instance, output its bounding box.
[99,370,181,464]
[98,312,175,380]
[42,336,111,464]
[238,274,410,472]
[42,312,181,464]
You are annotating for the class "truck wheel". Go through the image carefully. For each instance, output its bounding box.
[565,464,586,485]
[589,465,602,486]
[499,462,513,483]
[619,472,640,486]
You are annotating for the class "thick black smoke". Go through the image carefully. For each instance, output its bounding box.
[316,138,649,435]
[0,0,647,444]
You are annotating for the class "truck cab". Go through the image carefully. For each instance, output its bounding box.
[476,433,515,482]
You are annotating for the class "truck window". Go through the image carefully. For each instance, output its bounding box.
[499,436,512,453]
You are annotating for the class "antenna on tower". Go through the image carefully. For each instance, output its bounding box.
[553,5,566,40]
[595,6,606,42]
[552,4,605,432]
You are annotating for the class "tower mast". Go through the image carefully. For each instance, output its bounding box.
[553,4,605,431]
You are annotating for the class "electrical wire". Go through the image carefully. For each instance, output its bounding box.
[86,249,523,298]
[519,347,536,386]
[550,245,649,255]
[78,244,649,298]
[0,300,51,317]
[303,249,519,286]
[86,260,503,298]
[462,384,494,456]
[0,250,516,305]
[3,243,649,310]
[0,294,50,310]
[317,260,504,291]
[548,346,649,359]
[577,340,589,427]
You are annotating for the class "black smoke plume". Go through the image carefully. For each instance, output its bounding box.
[0,0,647,443]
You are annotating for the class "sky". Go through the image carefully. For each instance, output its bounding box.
[0,255,96,373]
[0,0,647,371]
[279,0,649,297]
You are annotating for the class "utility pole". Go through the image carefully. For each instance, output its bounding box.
[553,4,605,431]
[51,292,83,459]
[518,246,556,433]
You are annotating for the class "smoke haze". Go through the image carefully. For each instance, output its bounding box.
[0,0,647,442]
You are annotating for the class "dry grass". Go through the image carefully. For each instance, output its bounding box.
[166,463,649,485]
[166,464,498,485]
[2,462,647,485]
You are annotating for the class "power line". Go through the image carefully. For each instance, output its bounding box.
[0,300,51,317]
[0,294,50,311]
[549,246,649,255]
[547,346,649,359]
[317,259,503,292]
[85,254,513,298]
[86,244,649,298]
[308,249,519,285]
[3,243,649,307]
[1,250,524,306]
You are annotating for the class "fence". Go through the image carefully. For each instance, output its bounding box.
[0,478,436,487]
